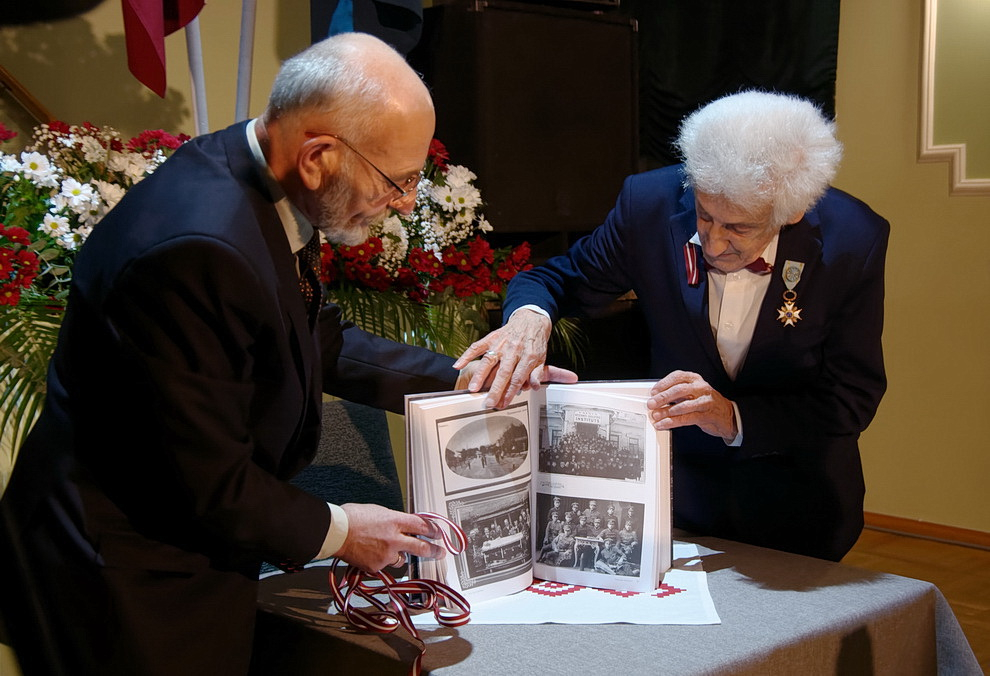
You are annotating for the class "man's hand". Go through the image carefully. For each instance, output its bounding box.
[334,503,447,573]
[647,370,738,442]
[453,309,575,408]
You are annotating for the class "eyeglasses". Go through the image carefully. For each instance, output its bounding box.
[305,131,422,201]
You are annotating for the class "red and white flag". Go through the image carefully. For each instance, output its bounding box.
[121,0,204,97]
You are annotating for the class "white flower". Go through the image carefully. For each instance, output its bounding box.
[444,165,477,188]
[60,178,96,209]
[1,153,20,173]
[80,136,106,163]
[108,152,151,183]
[477,216,493,233]
[20,151,59,187]
[39,213,71,238]
[449,184,482,212]
[430,184,459,213]
[93,180,126,210]
[61,228,87,251]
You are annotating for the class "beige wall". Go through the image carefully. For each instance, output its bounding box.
[1,0,987,534]
[835,0,990,533]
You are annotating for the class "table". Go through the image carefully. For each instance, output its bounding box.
[251,534,981,675]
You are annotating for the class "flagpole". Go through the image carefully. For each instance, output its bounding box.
[235,0,258,122]
[185,17,209,135]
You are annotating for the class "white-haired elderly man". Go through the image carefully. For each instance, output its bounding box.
[457,91,888,562]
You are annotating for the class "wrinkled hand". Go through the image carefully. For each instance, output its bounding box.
[334,503,447,574]
[453,309,575,408]
[647,370,738,442]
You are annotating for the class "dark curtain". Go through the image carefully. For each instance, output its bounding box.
[310,0,424,56]
[623,0,841,168]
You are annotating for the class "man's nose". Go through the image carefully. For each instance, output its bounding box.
[388,188,418,216]
[703,227,730,257]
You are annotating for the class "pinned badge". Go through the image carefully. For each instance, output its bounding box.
[777,260,805,327]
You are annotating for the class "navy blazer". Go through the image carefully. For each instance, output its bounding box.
[0,122,457,674]
[504,165,888,560]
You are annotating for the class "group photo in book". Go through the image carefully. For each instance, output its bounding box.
[538,403,647,481]
[536,494,644,577]
[405,382,672,605]
[450,484,533,586]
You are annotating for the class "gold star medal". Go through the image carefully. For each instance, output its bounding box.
[777,260,805,327]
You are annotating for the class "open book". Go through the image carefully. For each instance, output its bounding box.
[405,381,672,605]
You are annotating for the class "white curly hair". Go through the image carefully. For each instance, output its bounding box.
[675,90,843,227]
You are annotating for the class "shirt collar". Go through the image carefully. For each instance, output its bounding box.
[245,118,315,255]
[689,231,780,273]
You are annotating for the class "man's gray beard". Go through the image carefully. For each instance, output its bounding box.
[315,174,379,246]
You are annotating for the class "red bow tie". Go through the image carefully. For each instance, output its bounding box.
[683,243,772,286]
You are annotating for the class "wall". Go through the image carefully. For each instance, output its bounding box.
[0,0,987,536]
[835,0,990,533]
[0,0,309,141]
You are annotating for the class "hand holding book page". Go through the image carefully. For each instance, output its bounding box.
[405,381,672,606]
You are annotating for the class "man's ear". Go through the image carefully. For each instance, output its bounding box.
[297,138,337,191]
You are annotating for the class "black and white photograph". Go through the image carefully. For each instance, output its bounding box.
[535,492,643,578]
[447,486,532,590]
[435,401,531,495]
[538,402,646,482]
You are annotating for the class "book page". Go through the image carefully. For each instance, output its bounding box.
[406,391,537,604]
[530,383,671,593]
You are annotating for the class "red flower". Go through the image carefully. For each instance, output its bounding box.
[442,245,473,272]
[428,139,449,171]
[0,283,22,306]
[344,260,391,291]
[0,123,16,143]
[468,236,494,266]
[395,267,428,302]
[47,120,71,134]
[339,237,383,262]
[408,247,443,275]
[126,128,191,155]
[1,226,31,246]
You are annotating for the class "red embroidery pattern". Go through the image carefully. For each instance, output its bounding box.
[653,583,686,598]
[525,581,687,599]
[527,581,583,597]
[601,589,639,598]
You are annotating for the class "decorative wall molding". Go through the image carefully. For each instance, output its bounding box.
[919,0,990,195]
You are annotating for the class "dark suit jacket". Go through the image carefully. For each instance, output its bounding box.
[0,122,457,675]
[504,165,888,561]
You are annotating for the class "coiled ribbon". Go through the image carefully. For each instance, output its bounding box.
[328,512,471,676]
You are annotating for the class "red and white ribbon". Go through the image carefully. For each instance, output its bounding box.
[328,512,470,676]
[684,242,700,286]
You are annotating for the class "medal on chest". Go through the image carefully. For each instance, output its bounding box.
[777,260,805,327]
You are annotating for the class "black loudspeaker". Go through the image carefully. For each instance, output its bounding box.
[411,1,638,236]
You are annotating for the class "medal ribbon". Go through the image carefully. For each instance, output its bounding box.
[328,512,471,676]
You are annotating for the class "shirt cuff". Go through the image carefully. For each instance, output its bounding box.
[317,502,349,560]
[509,305,551,321]
[725,401,744,447]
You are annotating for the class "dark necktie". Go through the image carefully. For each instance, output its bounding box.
[298,232,323,325]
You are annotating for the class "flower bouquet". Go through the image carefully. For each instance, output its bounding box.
[0,121,188,476]
[321,139,548,357]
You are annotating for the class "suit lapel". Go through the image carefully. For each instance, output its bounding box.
[223,124,319,391]
[669,191,723,375]
[738,214,823,380]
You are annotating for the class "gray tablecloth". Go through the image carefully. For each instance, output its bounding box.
[252,534,981,675]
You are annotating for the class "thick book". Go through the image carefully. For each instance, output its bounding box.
[405,381,672,605]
